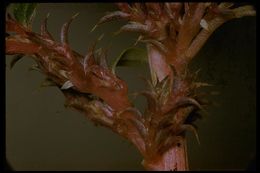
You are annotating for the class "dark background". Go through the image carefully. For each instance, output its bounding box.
[5,3,256,171]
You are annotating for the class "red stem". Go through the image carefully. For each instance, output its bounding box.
[143,137,188,171]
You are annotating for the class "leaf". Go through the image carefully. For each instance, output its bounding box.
[193,82,212,88]
[91,11,130,32]
[116,22,150,35]
[10,54,24,69]
[58,70,69,79]
[12,3,37,27]
[175,97,206,114]
[140,39,168,54]
[60,12,79,45]
[61,80,74,90]
[218,3,234,9]
[40,78,56,87]
[111,47,148,74]
[181,124,200,145]
[28,64,41,72]
[200,19,209,31]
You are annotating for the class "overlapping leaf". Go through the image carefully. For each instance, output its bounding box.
[12,3,38,28]
[111,47,148,74]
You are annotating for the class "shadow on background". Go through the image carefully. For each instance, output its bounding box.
[5,160,14,171]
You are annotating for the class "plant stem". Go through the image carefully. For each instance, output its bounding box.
[145,44,189,171]
[143,137,188,171]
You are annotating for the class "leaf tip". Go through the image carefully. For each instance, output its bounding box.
[200,19,209,31]
[61,80,74,90]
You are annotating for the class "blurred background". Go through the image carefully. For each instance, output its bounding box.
[5,3,256,171]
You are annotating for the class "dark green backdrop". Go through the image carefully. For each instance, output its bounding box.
[6,3,256,171]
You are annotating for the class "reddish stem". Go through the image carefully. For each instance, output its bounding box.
[143,137,188,171]
[145,45,190,171]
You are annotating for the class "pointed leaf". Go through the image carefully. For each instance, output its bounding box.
[12,3,38,27]
[193,82,212,88]
[140,39,168,54]
[28,64,41,72]
[61,80,74,90]
[156,75,170,90]
[117,22,150,35]
[181,124,200,145]
[218,3,234,9]
[95,47,108,69]
[117,107,143,120]
[133,35,144,46]
[40,78,56,87]
[61,13,79,45]
[40,13,54,40]
[59,70,69,79]
[176,97,206,113]
[97,11,129,25]
[200,19,209,30]
[111,47,148,74]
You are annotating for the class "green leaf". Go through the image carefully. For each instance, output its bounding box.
[12,3,37,27]
[111,47,148,74]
